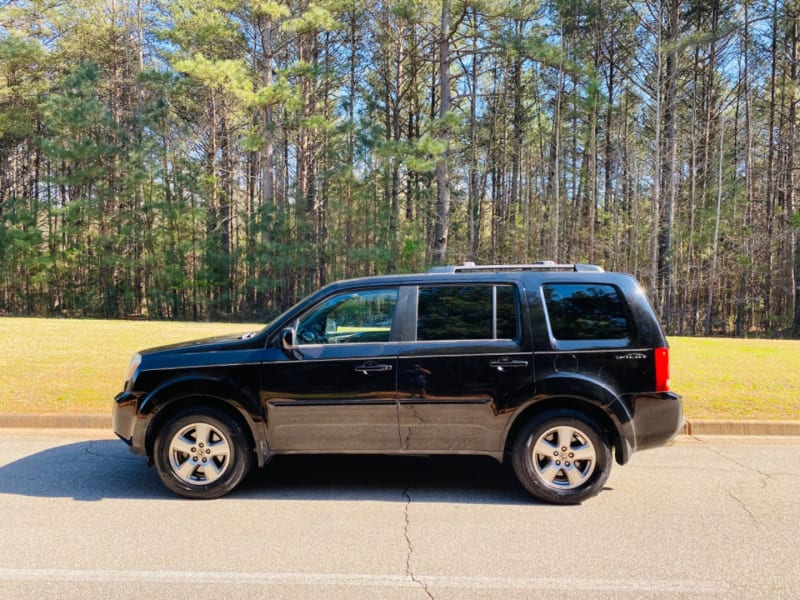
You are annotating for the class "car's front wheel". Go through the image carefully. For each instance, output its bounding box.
[153,407,253,499]
[512,410,611,504]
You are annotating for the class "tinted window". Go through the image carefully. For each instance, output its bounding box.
[297,289,398,344]
[417,285,518,341]
[496,285,517,339]
[543,284,630,340]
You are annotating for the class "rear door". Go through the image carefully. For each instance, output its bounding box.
[396,283,533,453]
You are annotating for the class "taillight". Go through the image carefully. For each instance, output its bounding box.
[655,347,670,392]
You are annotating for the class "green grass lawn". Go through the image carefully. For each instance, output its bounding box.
[0,317,798,420]
[669,337,800,420]
[0,318,260,415]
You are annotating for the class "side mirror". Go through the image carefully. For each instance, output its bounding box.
[280,327,295,351]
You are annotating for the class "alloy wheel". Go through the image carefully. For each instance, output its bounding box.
[168,422,232,485]
[531,425,597,490]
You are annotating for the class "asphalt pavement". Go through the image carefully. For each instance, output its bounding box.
[0,430,798,598]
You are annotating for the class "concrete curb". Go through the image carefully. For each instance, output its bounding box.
[0,414,798,435]
[683,419,800,436]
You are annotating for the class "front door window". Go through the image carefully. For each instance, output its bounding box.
[297,289,398,345]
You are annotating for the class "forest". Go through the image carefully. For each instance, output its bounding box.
[1,0,799,337]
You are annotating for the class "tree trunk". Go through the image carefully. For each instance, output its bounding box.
[432,0,451,266]
[657,0,679,332]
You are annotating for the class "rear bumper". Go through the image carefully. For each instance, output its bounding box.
[628,391,684,453]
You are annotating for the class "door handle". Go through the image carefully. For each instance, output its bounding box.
[490,358,529,372]
[355,362,393,374]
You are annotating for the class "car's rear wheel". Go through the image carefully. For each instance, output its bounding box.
[512,410,611,504]
[154,407,252,499]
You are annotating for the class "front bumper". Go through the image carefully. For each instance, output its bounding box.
[112,391,147,456]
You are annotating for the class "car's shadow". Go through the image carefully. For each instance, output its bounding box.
[0,439,535,504]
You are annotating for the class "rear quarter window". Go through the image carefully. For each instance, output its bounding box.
[542,283,633,349]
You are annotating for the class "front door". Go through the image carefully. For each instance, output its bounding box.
[262,288,401,451]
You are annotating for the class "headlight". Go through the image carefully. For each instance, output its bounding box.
[124,353,142,386]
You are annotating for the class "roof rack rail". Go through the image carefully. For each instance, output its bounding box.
[428,261,605,274]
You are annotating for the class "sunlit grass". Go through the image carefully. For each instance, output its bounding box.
[0,318,798,420]
[669,337,800,420]
[0,318,259,414]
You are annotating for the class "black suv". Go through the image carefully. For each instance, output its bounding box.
[113,263,683,504]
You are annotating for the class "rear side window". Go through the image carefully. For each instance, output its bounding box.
[417,285,518,341]
[543,283,631,342]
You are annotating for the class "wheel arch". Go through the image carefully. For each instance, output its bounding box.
[503,381,634,465]
[140,377,267,466]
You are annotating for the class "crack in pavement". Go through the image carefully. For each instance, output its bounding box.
[695,440,771,524]
[699,442,774,484]
[403,486,434,600]
[724,488,760,524]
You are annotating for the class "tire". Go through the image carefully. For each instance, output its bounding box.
[153,407,253,499]
[511,410,611,504]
